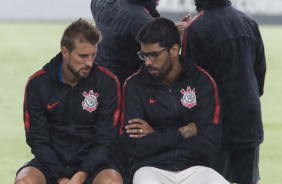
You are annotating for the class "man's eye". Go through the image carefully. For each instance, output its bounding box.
[149,53,158,58]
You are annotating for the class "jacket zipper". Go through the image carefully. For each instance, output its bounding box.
[67,87,75,166]
[168,87,180,170]
[168,88,180,119]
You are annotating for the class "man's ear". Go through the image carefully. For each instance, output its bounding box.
[170,44,180,57]
[61,47,69,57]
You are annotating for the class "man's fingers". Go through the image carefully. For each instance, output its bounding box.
[128,118,145,124]
[126,128,142,134]
[126,119,154,138]
[182,14,191,22]
[126,123,141,129]
[187,122,198,135]
[129,134,145,138]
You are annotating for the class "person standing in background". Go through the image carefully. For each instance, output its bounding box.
[90,0,160,86]
[91,0,190,86]
[182,0,266,184]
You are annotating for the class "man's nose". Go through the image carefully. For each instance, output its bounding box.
[85,56,94,66]
[145,57,154,66]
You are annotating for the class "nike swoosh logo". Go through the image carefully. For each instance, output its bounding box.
[149,98,157,104]
[47,101,60,109]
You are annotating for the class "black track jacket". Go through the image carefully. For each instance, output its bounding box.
[23,53,121,180]
[182,4,266,149]
[91,0,153,84]
[122,57,221,175]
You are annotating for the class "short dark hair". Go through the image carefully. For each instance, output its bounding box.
[136,17,181,49]
[60,18,102,52]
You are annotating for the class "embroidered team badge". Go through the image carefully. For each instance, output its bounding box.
[180,86,197,109]
[82,90,99,113]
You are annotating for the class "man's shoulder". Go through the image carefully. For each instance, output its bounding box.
[125,71,141,83]
[92,64,120,86]
[25,68,53,96]
[124,68,145,87]
[28,69,46,80]
[26,69,48,87]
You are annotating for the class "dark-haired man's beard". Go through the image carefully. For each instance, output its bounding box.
[148,58,172,81]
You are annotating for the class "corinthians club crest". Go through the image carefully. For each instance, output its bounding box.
[180,86,197,109]
[82,90,99,113]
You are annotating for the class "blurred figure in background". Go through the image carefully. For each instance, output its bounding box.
[90,0,160,86]
[91,0,190,86]
[182,0,266,184]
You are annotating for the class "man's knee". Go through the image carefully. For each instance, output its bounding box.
[99,177,122,184]
[14,178,29,184]
[15,166,46,184]
[92,169,123,184]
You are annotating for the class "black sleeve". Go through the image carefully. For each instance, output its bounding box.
[182,28,202,64]
[122,80,183,159]
[24,77,65,180]
[254,26,266,96]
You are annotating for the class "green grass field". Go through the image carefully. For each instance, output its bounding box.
[0,22,281,184]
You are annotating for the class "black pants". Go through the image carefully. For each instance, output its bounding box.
[211,146,260,184]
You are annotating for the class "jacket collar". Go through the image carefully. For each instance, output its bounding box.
[127,0,160,17]
[43,52,63,81]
